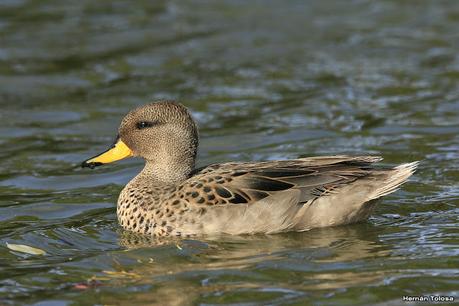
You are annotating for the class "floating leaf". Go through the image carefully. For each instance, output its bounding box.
[6,242,46,255]
[103,270,142,279]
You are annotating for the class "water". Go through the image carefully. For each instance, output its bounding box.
[0,0,458,305]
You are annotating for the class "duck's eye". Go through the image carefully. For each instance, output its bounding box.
[136,121,156,130]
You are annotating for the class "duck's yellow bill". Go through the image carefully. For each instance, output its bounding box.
[81,138,133,169]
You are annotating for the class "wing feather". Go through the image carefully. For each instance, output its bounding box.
[183,156,382,206]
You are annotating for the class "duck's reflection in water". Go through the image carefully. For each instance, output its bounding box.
[118,224,388,268]
[94,225,392,304]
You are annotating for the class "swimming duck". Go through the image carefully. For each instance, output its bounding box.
[82,101,418,237]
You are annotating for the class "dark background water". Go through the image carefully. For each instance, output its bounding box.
[0,0,458,305]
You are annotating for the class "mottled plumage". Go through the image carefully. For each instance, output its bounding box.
[82,101,418,237]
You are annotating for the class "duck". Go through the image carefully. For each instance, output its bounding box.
[82,100,418,237]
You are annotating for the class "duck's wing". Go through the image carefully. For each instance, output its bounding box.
[185,155,383,206]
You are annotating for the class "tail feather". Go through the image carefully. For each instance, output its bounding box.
[369,161,419,199]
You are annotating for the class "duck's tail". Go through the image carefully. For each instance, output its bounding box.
[369,161,419,200]
[292,161,419,231]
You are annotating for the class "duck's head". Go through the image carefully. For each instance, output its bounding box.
[82,101,199,182]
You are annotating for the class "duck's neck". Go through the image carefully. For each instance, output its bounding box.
[140,157,195,184]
